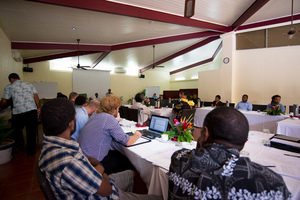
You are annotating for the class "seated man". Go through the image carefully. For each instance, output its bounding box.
[71,99,100,141]
[235,94,253,111]
[131,93,151,125]
[172,90,194,120]
[267,94,285,113]
[68,92,78,104]
[169,107,291,199]
[39,98,161,200]
[152,93,158,100]
[74,95,87,109]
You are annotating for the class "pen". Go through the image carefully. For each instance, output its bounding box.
[264,166,276,168]
[284,154,300,158]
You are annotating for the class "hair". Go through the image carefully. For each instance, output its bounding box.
[87,99,100,108]
[75,95,87,106]
[181,90,190,99]
[216,95,221,100]
[8,73,20,80]
[135,93,144,102]
[97,94,121,115]
[242,94,248,98]
[41,98,75,136]
[272,95,281,101]
[69,92,78,100]
[203,107,249,149]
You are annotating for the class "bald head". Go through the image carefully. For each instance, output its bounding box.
[203,107,249,150]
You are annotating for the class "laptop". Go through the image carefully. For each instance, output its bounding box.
[140,115,170,139]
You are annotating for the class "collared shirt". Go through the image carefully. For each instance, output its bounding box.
[38,135,119,200]
[169,143,291,200]
[78,113,130,161]
[71,107,89,141]
[235,101,253,111]
[131,102,151,122]
[2,80,37,114]
[267,103,285,113]
[152,96,158,99]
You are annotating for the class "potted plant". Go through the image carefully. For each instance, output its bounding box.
[162,115,194,144]
[0,116,14,164]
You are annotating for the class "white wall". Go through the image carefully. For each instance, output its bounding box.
[198,31,300,112]
[0,27,23,98]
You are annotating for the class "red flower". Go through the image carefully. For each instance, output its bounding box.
[173,119,179,123]
[182,122,188,130]
[171,137,177,141]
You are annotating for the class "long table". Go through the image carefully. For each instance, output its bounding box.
[276,118,300,138]
[194,107,289,133]
[114,121,300,200]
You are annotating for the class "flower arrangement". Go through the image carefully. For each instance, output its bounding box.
[162,115,194,143]
[180,98,195,107]
[143,98,151,107]
[264,106,285,115]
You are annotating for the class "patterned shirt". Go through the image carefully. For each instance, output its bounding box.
[2,80,37,114]
[168,143,292,200]
[235,101,253,111]
[38,135,119,200]
[78,112,130,161]
[71,107,89,141]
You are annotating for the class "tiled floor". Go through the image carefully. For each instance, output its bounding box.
[0,134,45,200]
[0,126,148,200]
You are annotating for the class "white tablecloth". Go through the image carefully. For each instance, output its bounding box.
[276,118,300,138]
[123,104,175,118]
[114,124,300,200]
[194,107,289,133]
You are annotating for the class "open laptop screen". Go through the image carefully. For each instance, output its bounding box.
[149,115,169,133]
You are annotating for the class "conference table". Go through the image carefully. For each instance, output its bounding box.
[194,107,289,133]
[115,119,300,200]
[276,118,300,138]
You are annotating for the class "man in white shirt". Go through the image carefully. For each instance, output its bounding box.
[131,93,151,125]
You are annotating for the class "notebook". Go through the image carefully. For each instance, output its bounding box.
[140,115,169,139]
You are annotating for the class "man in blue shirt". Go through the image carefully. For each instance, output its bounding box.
[71,99,100,141]
[267,94,285,113]
[106,89,113,95]
[235,94,253,111]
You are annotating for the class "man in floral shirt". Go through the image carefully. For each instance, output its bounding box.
[172,91,194,120]
[168,107,291,200]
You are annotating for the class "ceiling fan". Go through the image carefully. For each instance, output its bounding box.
[152,45,164,69]
[74,39,91,70]
[286,0,298,39]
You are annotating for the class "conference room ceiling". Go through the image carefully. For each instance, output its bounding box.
[0,0,299,74]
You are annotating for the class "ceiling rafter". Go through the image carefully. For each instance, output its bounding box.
[140,36,220,73]
[237,14,300,31]
[91,51,110,68]
[230,0,270,31]
[26,0,228,32]
[23,51,100,64]
[170,41,222,75]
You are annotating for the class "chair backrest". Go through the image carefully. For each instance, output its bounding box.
[181,109,196,123]
[222,103,235,108]
[120,106,130,120]
[36,164,57,200]
[128,108,139,122]
[203,102,213,107]
[289,105,300,114]
[252,104,267,111]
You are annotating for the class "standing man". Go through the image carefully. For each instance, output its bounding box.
[106,89,113,95]
[71,99,100,141]
[94,92,100,101]
[0,73,40,156]
[267,94,285,113]
[235,94,253,111]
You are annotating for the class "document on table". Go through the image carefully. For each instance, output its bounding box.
[125,136,151,147]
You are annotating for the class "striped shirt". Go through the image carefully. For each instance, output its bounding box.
[38,135,119,200]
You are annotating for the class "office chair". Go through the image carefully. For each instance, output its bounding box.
[36,164,57,200]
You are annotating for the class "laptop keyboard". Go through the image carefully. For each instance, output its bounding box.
[141,129,161,139]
